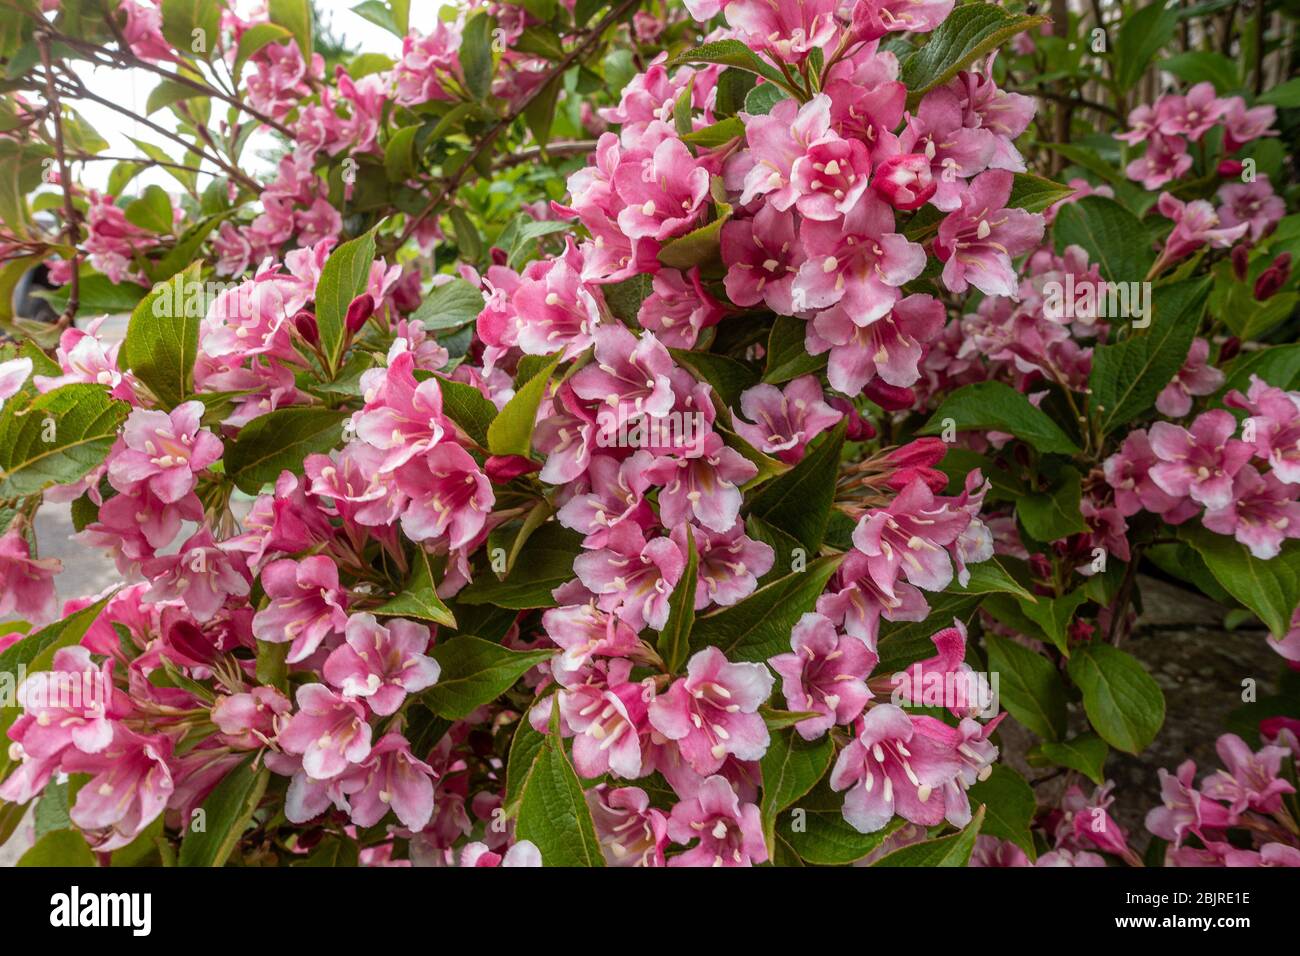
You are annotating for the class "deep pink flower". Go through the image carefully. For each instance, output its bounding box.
[0,529,60,624]
[61,726,175,851]
[141,528,250,622]
[871,152,937,210]
[898,88,997,211]
[1156,337,1224,417]
[1125,134,1192,190]
[1145,760,1235,846]
[1155,82,1225,140]
[572,323,677,421]
[1202,466,1300,559]
[852,478,973,597]
[1221,98,1277,151]
[643,432,757,533]
[352,351,448,473]
[1200,733,1296,816]
[809,293,945,396]
[573,534,686,631]
[1103,429,1200,521]
[107,401,223,502]
[725,0,841,64]
[830,703,963,833]
[648,646,773,775]
[769,612,876,739]
[666,774,767,866]
[559,662,652,779]
[614,137,711,242]
[851,0,953,42]
[672,520,774,609]
[1156,192,1249,264]
[1217,176,1286,243]
[211,687,291,750]
[252,555,349,664]
[1148,410,1254,511]
[336,733,437,830]
[556,452,656,551]
[587,785,669,866]
[721,205,805,316]
[323,613,440,716]
[277,683,373,780]
[1225,376,1300,484]
[637,268,724,349]
[936,170,1045,296]
[733,375,842,463]
[394,442,494,548]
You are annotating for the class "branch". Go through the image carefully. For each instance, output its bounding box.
[491,140,598,170]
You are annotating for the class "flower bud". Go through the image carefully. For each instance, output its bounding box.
[485,454,541,484]
[1217,159,1245,178]
[1231,243,1250,282]
[884,465,948,494]
[293,309,319,346]
[827,397,876,441]
[1255,266,1285,301]
[864,378,915,411]
[870,153,936,211]
[887,437,948,470]
[1219,336,1241,363]
[345,293,375,334]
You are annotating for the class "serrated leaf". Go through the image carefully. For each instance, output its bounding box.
[372,548,456,627]
[744,421,844,552]
[178,757,270,867]
[0,384,128,497]
[487,356,558,457]
[900,6,1047,95]
[966,765,1036,860]
[515,727,604,867]
[984,632,1067,741]
[314,227,377,372]
[421,636,553,719]
[920,381,1081,455]
[122,261,202,409]
[1031,733,1109,786]
[872,805,985,866]
[224,407,347,494]
[1068,643,1165,755]
[759,728,834,856]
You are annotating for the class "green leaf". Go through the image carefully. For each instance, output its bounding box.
[958,559,1036,602]
[759,727,834,856]
[745,421,845,552]
[779,781,906,865]
[873,805,985,866]
[487,356,558,457]
[919,381,1081,455]
[667,40,789,90]
[1088,277,1212,434]
[1053,195,1155,284]
[460,12,496,101]
[657,215,728,271]
[234,22,293,78]
[0,384,128,497]
[876,591,983,674]
[122,261,203,409]
[524,73,563,149]
[437,378,497,446]
[763,314,827,384]
[160,0,222,61]
[1018,467,1089,542]
[292,836,359,866]
[504,716,547,810]
[681,116,744,148]
[966,765,1036,860]
[1257,77,1300,108]
[1006,171,1075,214]
[658,525,697,673]
[1017,588,1087,656]
[412,277,485,331]
[268,0,312,61]
[668,348,759,409]
[124,184,174,233]
[1159,51,1241,93]
[1068,643,1165,755]
[1031,732,1109,786]
[384,124,420,181]
[421,636,553,719]
[178,757,270,866]
[689,555,843,662]
[900,6,1047,96]
[17,828,95,867]
[984,632,1067,741]
[1182,526,1300,639]
[457,522,583,609]
[372,548,456,627]
[1219,343,1300,396]
[743,82,789,116]
[314,227,377,371]
[514,726,604,867]
[223,407,347,494]
[1115,1,1180,91]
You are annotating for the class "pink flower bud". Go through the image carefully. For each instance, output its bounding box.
[345,293,375,334]
[1219,336,1241,362]
[1217,158,1245,177]
[870,153,936,211]
[864,378,915,411]
[1231,244,1250,281]
[1255,267,1285,301]
[485,454,541,484]
[886,437,948,470]
[827,397,876,441]
[884,465,948,494]
[293,309,319,346]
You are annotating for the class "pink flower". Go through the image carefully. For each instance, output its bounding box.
[1155,82,1225,140]
[1217,176,1286,243]
[830,703,963,833]
[672,520,774,609]
[587,785,668,866]
[1103,429,1200,521]
[666,774,767,866]
[1148,410,1254,511]
[614,137,711,242]
[0,529,60,624]
[559,662,652,779]
[643,432,758,533]
[543,603,644,679]
[395,443,494,548]
[733,375,842,463]
[808,292,945,396]
[337,733,437,830]
[141,528,250,622]
[252,555,349,664]
[323,613,440,716]
[852,478,973,596]
[352,351,448,473]
[573,534,686,631]
[1226,376,1300,484]
[871,152,937,210]
[211,687,291,750]
[898,88,997,211]
[0,357,31,410]
[1202,466,1300,559]
[769,612,876,739]
[107,401,223,503]
[556,453,655,551]
[936,170,1045,297]
[1200,733,1296,816]
[1156,192,1249,264]
[1156,337,1224,417]
[1145,760,1235,846]
[851,0,954,42]
[1221,98,1277,151]
[1116,102,1159,146]
[1125,134,1193,190]
[637,268,724,349]
[392,21,463,107]
[648,646,773,776]
[738,95,833,209]
[460,840,542,867]
[724,0,841,64]
[721,205,805,315]
[278,683,373,780]
[61,727,174,851]
[791,194,926,321]
[572,323,677,421]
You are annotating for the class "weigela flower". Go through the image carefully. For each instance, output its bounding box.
[648,646,773,776]
[1156,337,1224,418]
[323,614,441,716]
[336,733,438,830]
[769,612,876,739]
[1199,733,1297,816]
[1217,176,1286,243]
[573,533,686,631]
[395,443,494,548]
[277,683,374,780]
[107,401,223,503]
[0,529,61,625]
[733,375,842,463]
[1147,410,1255,511]
[1202,466,1300,559]
[721,204,805,316]
[252,555,349,664]
[587,785,669,866]
[935,170,1045,296]
[665,774,767,867]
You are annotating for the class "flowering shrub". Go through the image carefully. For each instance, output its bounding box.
[0,0,1297,868]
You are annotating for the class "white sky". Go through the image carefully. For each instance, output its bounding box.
[64,1,445,193]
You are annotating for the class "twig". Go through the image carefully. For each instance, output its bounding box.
[491,140,598,170]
